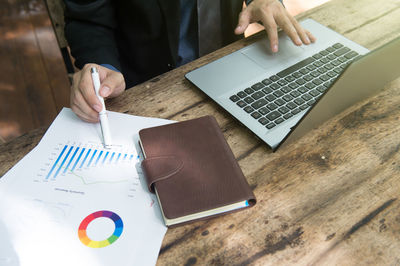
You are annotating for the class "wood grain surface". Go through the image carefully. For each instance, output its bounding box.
[1,0,399,265]
[0,0,70,142]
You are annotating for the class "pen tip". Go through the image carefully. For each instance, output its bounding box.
[91,67,98,74]
[104,144,112,149]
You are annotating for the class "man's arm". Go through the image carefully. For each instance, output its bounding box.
[64,0,125,123]
[64,0,121,71]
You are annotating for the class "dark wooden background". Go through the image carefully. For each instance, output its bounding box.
[0,0,70,143]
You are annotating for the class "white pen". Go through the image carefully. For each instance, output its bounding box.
[91,67,112,148]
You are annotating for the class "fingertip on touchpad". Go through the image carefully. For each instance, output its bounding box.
[241,37,306,69]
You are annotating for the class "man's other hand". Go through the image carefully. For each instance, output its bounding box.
[235,0,316,52]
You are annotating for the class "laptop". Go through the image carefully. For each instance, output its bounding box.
[185,19,400,151]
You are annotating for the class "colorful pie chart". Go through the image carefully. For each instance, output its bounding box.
[78,210,123,248]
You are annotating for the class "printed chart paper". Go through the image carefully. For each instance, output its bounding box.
[0,108,174,266]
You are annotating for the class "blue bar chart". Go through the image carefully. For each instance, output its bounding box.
[45,144,138,180]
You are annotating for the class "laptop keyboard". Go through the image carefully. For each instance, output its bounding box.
[229,43,360,130]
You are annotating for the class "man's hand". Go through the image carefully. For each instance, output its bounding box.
[70,63,125,122]
[235,0,316,52]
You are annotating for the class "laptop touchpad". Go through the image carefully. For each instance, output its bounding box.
[241,37,306,69]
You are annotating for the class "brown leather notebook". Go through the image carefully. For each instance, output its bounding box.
[138,116,256,227]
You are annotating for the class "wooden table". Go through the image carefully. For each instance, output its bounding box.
[1,0,400,264]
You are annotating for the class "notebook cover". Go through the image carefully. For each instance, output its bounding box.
[139,116,256,223]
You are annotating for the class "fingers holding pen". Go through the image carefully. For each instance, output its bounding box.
[80,64,104,113]
[70,87,99,123]
[70,64,102,122]
[97,67,126,98]
[70,63,126,122]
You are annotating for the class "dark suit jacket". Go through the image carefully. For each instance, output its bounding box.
[64,0,245,88]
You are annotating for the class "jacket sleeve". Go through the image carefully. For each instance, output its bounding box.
[64,0,122,71]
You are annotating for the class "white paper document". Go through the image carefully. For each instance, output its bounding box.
[0,108,174,266]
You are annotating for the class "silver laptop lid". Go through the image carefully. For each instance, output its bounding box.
[276,36,400,150]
